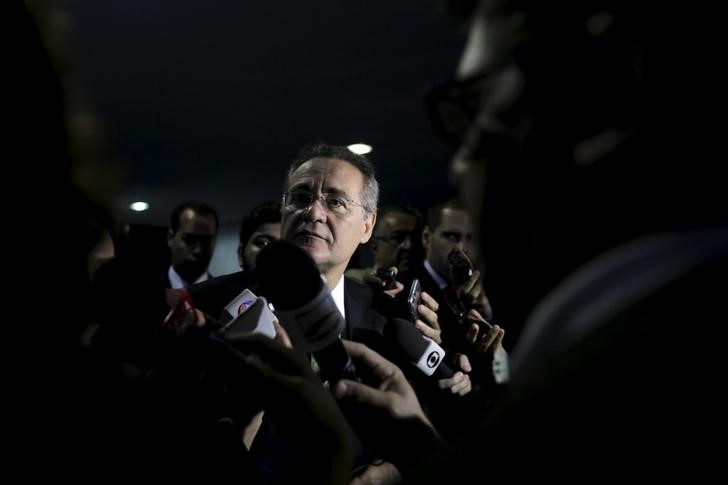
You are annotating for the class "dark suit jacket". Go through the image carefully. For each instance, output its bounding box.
[342,277,388,352]
[189,271,388,345]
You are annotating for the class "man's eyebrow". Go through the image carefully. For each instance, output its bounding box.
[289,183,352,198]
[288,182,314,192]
[322,187,351,198]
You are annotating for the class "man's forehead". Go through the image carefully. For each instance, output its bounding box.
[440,207,471,227]
[383,212,416,228]
[291,157,351,175]
[288,157,362,190]
[456,3,529,79]
[179,210,217,232]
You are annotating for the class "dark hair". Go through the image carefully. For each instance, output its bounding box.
[378,205,423,230]
[169,201,219,233]
[239,200,281,248]
[427,198,467,230]
[286,142,379,216]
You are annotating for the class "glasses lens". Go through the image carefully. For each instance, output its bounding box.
[286,191,312,209]
[426,85,477,146]
[323,194,349,214]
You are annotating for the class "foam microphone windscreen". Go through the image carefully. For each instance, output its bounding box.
[255,240,323,310]
[255,240,348,359]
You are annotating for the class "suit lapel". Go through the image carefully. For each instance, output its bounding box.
[343,278,366,340]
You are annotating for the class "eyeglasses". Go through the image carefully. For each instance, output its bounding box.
[424,59,515,147]
[282,190,364,215]
[374,230,416,245]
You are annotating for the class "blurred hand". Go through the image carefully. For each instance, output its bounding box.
[333,340,431,424]
[332,340,443,474]
[437,353,472,396]
[453,271,492,318]
[349,461,401,485]
[465,309,504,355]
[272,319,292,348]
[415,292,442,344]
[227,333,355,484]
[364,266,404,297]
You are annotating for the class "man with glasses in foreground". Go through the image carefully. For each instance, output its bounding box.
[407,0,728,481]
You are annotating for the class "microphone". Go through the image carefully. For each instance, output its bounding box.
[256,240,356,383]
[385,318,454,379]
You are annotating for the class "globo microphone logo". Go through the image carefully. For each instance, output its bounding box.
[427,351,441,368]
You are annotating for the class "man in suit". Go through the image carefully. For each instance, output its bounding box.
[346,204,423,284]
[190,145,388,340]
[166,201,219,288]
[194,144,437,348]
[278,143,388,339]
[399,198,504,365]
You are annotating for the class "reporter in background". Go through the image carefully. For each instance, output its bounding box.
[238,201,281,271]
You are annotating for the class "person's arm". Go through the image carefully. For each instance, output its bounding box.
[225,333,355,485]
[333,340,446,476]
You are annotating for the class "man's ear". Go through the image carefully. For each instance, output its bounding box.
[360,212,377,244]
[422,225,432,250]
[167,228,175,247]
[237,243,245,269]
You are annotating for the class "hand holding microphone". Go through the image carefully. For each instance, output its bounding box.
[332,339,444,476]
[385,317,472,396]
[229,332,356,483]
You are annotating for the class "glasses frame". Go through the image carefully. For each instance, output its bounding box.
[282,190,365,215]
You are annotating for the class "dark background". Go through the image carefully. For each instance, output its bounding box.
[65,0,466,228]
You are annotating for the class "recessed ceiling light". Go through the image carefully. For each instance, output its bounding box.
[347,143,372,155]
[130,201,150,212]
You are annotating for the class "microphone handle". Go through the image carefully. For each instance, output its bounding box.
[314,338,357,383]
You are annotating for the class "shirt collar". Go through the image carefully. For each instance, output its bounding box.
[424,260,449,290]
[168,265,210,289]
[329,275,346,319]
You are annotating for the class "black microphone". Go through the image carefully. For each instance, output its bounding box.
[385,318,454,379]
[256,240,356,383]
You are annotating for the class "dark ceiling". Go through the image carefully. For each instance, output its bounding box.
[65,0,466,226]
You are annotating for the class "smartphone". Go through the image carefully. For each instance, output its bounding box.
[447,246,474,287]
[407,278,422,322]
[375,267,397,290]
[220,296,276,339]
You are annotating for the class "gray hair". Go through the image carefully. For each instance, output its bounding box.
[287,142,379,217]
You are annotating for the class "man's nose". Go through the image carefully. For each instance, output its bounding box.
[462,242,475,260]
[400,237,412,250]
[453,240,470,256]
[302,197,327,222]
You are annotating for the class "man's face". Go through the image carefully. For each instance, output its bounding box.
[167,208,218,282]
[239,222,281,271]
[423,207,476,281]
[281,157,376,279]
[372,211,418,272]
[449,7,528,251]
